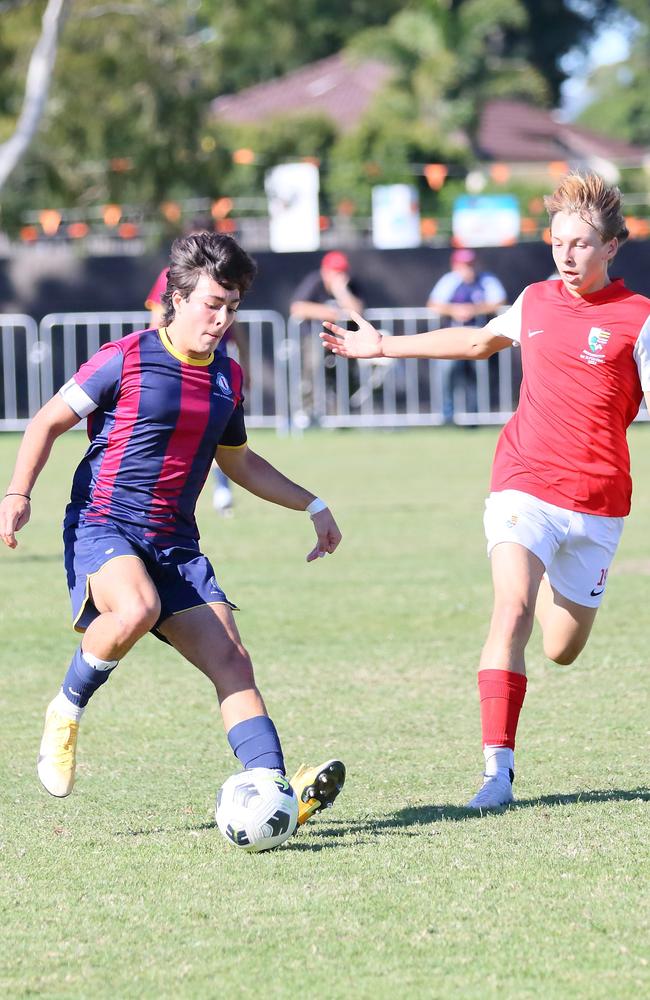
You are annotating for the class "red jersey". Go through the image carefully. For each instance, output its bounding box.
[144,267,169,310]
[486,279,650,516]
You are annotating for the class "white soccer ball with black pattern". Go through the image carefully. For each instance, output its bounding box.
[215,768,299,852]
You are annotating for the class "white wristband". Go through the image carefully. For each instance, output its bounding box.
[306,498,327,516]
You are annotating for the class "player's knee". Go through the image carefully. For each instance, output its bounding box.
[116,594,161,641]
[493,599,535,641]
[218,641,255,687]
[544,639,582,666]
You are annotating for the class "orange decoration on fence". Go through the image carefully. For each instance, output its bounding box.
[424,163,448,190]
[232,148,255,165]
[490,163,511,185]
[39,210,61,235]
[211,197,233,219]
[102,204,122,227]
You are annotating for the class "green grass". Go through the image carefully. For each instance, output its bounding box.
[1,426,649,999]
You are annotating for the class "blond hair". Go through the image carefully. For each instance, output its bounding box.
[544,172,629,245]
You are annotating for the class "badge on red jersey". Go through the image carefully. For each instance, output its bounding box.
[581,327,611,365]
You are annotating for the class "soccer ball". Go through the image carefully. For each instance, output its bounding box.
[215,768,299,853]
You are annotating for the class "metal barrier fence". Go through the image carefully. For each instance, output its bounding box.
[0,314,40,430]
[287,310,521,428]
[1,310,289,431]
[1,309,647,431]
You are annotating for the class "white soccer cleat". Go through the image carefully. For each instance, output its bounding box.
[466,771,514,810]
[37,701,79,797]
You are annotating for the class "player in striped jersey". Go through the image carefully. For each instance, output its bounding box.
[0,232,345,824]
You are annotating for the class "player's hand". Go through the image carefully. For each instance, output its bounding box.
[320,311,383,359]
[0,494,31,549]
[306,508,342,563]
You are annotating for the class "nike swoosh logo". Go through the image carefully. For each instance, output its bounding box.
[590,588,604,597]
[528,329,544,337]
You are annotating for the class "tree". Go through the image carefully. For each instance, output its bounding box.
[573,4,649,146]
[502,0,621,107]
[0,0,70,192]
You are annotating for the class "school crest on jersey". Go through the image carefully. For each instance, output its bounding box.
[580,327,611,366]
[215,372,232,396]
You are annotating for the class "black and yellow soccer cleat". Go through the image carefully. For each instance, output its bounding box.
[290,759,346,826]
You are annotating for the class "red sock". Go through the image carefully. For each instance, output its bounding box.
[478,669,527,750]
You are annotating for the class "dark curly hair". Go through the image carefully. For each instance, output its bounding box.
[161,232,257,327]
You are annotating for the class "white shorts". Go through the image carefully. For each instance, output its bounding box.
[483,490,624,608]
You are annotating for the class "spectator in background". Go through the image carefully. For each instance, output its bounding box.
[145,218,248,517]
[290,251,364,324]
[427,249,507,424]
[290,252,365,424]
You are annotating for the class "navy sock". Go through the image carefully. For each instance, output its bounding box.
[227,715,285,774]
[61,647,116,708]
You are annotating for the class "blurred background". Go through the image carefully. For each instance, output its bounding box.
[0,0,648,429]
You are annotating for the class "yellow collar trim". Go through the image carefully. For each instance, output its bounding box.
[159,327,214,367]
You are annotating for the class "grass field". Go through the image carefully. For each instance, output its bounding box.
[1,426,649,999]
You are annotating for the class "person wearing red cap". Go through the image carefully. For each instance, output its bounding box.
[290,252,365,423]
[290,251,364,324]
[427,249,507,424]
[321,172,650,811]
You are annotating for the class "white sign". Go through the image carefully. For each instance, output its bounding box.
[371,184,420,249]
[265,162,320,252]
[452,194,520,247]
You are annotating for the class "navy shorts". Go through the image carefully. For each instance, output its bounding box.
[63,519,237,641]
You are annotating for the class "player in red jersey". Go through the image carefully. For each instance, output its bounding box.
[0,232,345,826]
[321,172,650,809]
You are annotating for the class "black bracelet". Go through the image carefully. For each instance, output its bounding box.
[4,492,31,501]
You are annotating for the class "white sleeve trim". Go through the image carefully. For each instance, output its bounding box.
[59,378,99,417]
[633,315,650,390]
[485,288,526,344]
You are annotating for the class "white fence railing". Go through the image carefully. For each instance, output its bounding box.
[1,309,647,431]
[0,314,40,430]
[287,310,521,428]
[1,311,290,432]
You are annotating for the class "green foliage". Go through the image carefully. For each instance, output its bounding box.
[0,0,633,229]
[502,0,621,106]
[210,0,405,94]
[1,426,650,996]
[211,115,339,203]
[326,114,469,215]
[349,0,549,143]
[574,19,650,146]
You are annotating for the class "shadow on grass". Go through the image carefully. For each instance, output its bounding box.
[303,786,650,838]
[113,787,650,846]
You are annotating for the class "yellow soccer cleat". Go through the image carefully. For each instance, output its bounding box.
[290,759,346,826]
[37,702,79,798]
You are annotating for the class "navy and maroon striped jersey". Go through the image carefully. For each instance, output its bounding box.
[60,328,246,543]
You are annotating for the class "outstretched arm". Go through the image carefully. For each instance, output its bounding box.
[215,444,342,562]
[320,311,513,361]
[0,394,80,548]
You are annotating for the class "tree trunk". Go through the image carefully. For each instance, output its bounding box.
[0,0,71,192]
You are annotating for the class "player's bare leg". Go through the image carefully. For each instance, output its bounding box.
[479,542,546,674]
[38,557,160,797]
[158,602,267,729]
[535,576,598,665]
[468,543,545,809]
[160,604,345,823]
